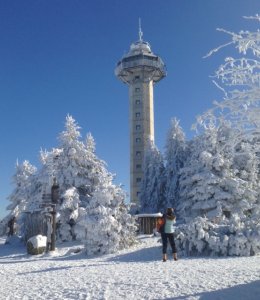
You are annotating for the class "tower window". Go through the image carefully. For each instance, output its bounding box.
[135,87,140,92]
[135,76,140,80]
[135,100,141,105]
[137,192,141,197]
[136,138,141,143]
[136,164,141,169]
[136,151,141,157]
[136,178,142,183]
[136,125,141,131]
[135,112,140,118]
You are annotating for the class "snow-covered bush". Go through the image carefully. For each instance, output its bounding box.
[83,188,121,255]
[78,185,137,255]
[116,201,138,250]
[175,215,260,257]
[56,187,80,241]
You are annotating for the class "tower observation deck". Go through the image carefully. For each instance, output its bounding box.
[115,24,166,206]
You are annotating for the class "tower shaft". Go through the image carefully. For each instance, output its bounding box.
[129,80,154,204]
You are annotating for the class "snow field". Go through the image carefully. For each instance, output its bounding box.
[0,236,260,300]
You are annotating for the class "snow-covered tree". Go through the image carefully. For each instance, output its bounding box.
[5,115,137,252]
[197,15,260,140]
[179,118,260,223]
[7,160,37,216]
[175,213,260,257]
[58,187,81,241]
[178,128,218,221]
[82,184,137,255]
[139,140,165,213]
[116,196,138,250]
[26,115,114,242]
[4,160,37,235]
[164,118,187,213]
[177,15,260,256]
[201,17,260,218]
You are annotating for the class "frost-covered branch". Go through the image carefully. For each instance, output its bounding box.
[197,16,260,137]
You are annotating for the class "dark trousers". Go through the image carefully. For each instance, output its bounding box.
[162,233,177,254]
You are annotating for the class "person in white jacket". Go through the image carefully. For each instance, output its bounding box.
[161,208,178,262]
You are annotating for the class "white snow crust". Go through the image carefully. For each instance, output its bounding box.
[136,213,163,218]
[0,236,259,300]
[27,234,47,248]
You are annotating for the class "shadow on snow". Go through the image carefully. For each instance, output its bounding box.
[163,280,260,300]
[106,245,161,263]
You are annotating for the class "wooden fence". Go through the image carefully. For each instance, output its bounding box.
[23,211,49,242]
[136,213,163,234]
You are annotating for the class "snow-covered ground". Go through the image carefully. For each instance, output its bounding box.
[0,236,259,300]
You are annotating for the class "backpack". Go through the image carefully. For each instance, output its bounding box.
[156,216,165,233]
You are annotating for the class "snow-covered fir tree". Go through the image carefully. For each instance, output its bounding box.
[7,160,37,217]
[164,118,187,214]
[177,15,260,256]
[53,116,112,240]
[175,122,260,256]
[5,115,137,253]
[177,130,219,222]
[179,121,259,217]
[139,140,165,213]
[82,184,137,255]
[24,115,113,241]
[3,160,37,235]
[197,16,260,223]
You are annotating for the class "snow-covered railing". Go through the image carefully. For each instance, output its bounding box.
[115,58,165,78]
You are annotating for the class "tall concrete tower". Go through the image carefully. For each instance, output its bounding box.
[115,22,166,205]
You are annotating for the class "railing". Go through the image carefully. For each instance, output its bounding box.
[115,55,166,76]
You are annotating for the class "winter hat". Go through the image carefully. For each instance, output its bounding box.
[167,208,174,215]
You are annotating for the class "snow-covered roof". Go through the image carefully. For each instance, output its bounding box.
[135,213,163,218]
[129,40,152,55]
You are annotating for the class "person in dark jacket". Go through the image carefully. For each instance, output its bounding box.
[161,208,178,262]
[7,216,15,236]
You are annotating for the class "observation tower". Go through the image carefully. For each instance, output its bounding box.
[115,21,166,205]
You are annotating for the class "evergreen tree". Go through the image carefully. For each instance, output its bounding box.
[83,184,137,255]
[193,15,260,223]
[140,140,165,213]
[6,115,137,251]
[43,115,116,241]
[176,16,260,256]
[6,160,37,235]
[7,160,37,216]
[178,123,232,221]
[164,118,187,214]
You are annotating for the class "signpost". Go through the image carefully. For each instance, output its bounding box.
[41,178,59,251]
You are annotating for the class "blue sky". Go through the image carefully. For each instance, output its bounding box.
[0,0,259,218]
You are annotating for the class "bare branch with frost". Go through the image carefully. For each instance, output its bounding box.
[243,14,260,21]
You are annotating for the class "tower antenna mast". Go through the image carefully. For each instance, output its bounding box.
[139,18,143,41]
